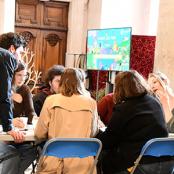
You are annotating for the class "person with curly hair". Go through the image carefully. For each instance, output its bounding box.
[33,65,65,116]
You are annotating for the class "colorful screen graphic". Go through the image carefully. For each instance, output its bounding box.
[87,27,132,71]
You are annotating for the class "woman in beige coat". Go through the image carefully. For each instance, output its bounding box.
[35,68,99,174]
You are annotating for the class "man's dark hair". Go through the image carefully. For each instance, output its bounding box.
[0,32,26,50]
[45,65,65,87]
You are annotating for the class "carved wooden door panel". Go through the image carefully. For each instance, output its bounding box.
[15,0,69,78]
[41,31,67,76]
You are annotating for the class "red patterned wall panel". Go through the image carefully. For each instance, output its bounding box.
[130,35,156,78]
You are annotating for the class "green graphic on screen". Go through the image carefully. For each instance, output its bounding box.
[87,27,132,71]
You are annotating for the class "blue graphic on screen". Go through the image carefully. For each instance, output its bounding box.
[87,27,132,71]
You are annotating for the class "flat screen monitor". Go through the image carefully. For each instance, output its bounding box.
[87,27,132,71]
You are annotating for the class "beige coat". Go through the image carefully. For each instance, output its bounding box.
[35,94,99,174]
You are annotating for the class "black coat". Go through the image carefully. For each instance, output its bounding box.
[97,94,168,173]
[0,48,17,131]
[33,87,51,116]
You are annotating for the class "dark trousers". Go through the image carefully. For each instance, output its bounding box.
[97,150,174,174]
[133,159,174,174]
[0,142,20,174]
[13,143,38,174]
[0,141,37,174]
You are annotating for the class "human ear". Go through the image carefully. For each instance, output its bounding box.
[8,45,16,53]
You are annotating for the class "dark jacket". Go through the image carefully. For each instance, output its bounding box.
[13,84,36,124]
[97,94,168,173]
[33,87,52,116]
[0,48,17,131]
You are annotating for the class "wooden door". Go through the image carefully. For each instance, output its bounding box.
[40,30,67,73]
[15,0,69,78]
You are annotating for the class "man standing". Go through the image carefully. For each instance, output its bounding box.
[0,32,25,174]
[0,32,25,141]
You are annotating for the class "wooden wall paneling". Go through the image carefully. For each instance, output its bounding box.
[41,1,68,30]
[15,0,69,80]
[15,0,41,27]
[41,30,67,78]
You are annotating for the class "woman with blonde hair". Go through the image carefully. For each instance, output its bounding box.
[97,70,167,174]
[77,68,91,97]
[148,72,174,131]
[35,68,100,174]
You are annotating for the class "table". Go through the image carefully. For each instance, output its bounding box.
[0,129,35,141]
[169,133,174,138]
[0,116,38,141]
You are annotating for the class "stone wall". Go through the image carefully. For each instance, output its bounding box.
[154,0,174,89]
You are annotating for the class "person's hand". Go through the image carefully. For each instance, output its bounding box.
[155,90,169,106]
[98,119,105,129]
[7,129,25,143]
[11,93,22,103]
[12,117,25,128]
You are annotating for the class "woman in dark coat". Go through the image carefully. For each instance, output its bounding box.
[97,70,168,174]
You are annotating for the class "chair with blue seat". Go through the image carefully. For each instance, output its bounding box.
[41,138,102,174]
[130,137,174,174]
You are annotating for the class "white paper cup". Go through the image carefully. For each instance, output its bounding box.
[0,125,3,132]
[20,117,28,129]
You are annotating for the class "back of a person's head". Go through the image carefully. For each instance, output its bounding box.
[59,68,83,97]
[114,70,149,104]
[45,65,65,87]
[0,32,26,50]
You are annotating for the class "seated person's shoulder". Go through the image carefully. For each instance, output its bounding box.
[33,91,48,100]
[19,84,31,93]
[146,93,161,105]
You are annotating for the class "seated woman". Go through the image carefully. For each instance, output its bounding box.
[12,61,36,128]
[33,65,65,116]
[148,72,174,132]
[10,61,38,173]
[35,68,100,174]
[97,70,168,174]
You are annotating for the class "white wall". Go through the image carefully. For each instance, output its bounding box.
[154,0,174,89]
[0,0,5,34]
[4,0,15,32]
[0,0,15,34]
[101,0,159,36]
[87,0,102,29]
